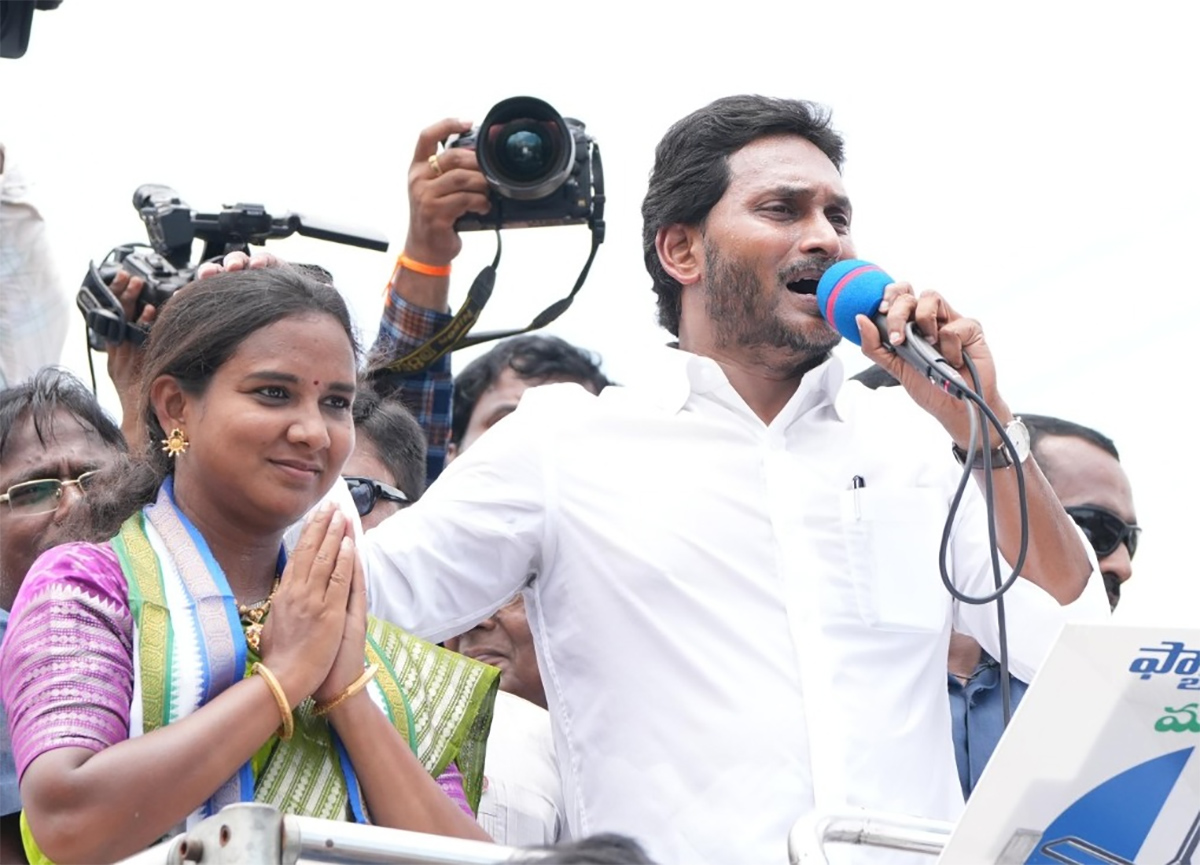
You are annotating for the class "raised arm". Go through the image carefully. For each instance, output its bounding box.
[367,118,491,482]
[102,270,158,451]
[857,286,1093,604]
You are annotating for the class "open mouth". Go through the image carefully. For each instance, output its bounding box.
[786,278,819,295]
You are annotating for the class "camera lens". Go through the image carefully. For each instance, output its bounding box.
[475,97,576,201]
[495,122,557,181]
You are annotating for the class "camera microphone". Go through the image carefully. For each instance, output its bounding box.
[816,259,968,397]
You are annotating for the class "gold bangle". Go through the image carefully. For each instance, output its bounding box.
[313,664,380,717]
[251,662,294,741]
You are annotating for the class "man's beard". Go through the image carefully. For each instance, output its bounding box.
[702,242,841,369]
[1102,571,1121,610]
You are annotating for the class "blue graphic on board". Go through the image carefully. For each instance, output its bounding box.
[1025,747,1196,864]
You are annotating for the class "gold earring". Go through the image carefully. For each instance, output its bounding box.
[161,428,189,458]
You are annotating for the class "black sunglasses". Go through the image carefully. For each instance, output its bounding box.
[1065,505,1141,559]
[344,476,409,518]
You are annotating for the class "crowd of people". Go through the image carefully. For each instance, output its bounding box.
[0,94,1134,865]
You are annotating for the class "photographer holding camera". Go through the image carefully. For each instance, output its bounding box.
[367,117,492,483]
[368,100,604,484]
[365,112,612,849]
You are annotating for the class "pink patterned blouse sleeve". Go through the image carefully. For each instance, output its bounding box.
[0,542,134,780]
[436,761,477,818]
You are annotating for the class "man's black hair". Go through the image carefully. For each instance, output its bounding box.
[451,334,612,445]
[641,94,846,336]
[1021,413,1120,462]
[512,833,658,864]
[352,382,428,500]
[0,366,127,460]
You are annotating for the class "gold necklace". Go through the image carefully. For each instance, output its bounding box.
[238,578,280,654]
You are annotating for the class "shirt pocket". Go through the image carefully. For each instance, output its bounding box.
[839,486,949,633]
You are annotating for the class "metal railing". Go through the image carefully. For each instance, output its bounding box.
[788,809,954,864]
[115,802,959,865]
[115,803,534,865]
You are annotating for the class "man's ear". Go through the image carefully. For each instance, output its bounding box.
[655,224,703,287]
[148,375,188,434]
[445,441,459,464]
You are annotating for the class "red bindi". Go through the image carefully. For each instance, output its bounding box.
[313,380,320,386]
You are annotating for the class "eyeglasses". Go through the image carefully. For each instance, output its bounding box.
[1,471,101,515]
[344,476,409,518]
[1065,505,1141,559]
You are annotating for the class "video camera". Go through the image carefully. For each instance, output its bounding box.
[77,184,389,349]
[0,0,61,60]
[449,97,600,232]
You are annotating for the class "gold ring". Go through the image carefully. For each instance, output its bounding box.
[428,153,443,177]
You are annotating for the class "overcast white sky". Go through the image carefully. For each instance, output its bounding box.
[2,1,1196,624]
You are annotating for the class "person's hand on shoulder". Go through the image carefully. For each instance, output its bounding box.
[405,118,492,268]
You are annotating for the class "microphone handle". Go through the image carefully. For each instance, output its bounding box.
[873,317,970,399]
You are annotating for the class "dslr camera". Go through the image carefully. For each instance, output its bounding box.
[449,96,600,232]
[77,184,388,348]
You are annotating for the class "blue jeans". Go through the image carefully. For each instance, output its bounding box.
[948,652,1029,799]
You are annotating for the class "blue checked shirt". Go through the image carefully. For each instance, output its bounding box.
[370,291,454,484]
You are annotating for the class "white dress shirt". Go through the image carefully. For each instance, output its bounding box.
[0,145,70,389]
[476,690,566,847]
[360,347,1108,865]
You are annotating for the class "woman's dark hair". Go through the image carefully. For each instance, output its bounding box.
[0,366,127,459]
[641,95,845,336]
[352,382,427,500]
[72,266,359,540]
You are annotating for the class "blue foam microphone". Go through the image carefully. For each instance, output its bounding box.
[816,259,968,396]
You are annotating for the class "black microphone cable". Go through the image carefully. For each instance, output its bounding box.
[933,351,1029,728]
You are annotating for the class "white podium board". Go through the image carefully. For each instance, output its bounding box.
[940,623,1200,864]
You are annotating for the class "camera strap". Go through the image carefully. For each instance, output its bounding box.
[374,145,607,374]
[78,257,149,348]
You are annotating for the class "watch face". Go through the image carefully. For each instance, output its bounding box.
[1009,419,1030,463]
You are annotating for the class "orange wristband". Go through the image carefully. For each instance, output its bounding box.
[397,252,451,278]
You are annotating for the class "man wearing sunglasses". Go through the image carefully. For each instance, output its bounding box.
[1022,414,1139,611]
[0,367,127,863]
[343,384,424,530]
[948,413,1137,798]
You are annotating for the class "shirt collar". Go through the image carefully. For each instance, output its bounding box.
[631,344,847,425]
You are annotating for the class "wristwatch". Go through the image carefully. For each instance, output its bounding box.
[952,417,1030,469]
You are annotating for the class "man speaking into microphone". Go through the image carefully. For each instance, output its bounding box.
[357,94,1111,864]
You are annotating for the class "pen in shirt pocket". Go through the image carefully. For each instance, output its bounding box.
[851,475,865,520]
